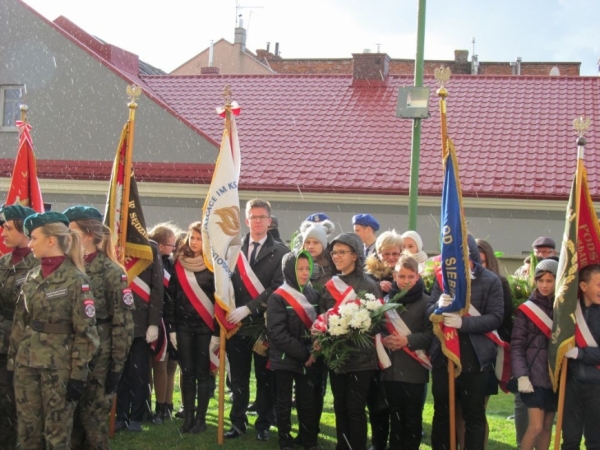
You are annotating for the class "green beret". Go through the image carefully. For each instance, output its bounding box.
[63,205,103,222]
[23,212,70,238]
[0,205,36,223]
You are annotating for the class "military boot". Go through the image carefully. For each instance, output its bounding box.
[152,402,165,425]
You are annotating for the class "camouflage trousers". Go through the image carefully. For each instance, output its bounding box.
[14,365,75,450]
[72,334,112,450]
[0,354,17,450]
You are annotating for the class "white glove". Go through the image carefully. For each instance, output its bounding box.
[228,306,251,324]
[169,332,178,350]
[145,325,159,343]
[438,293,453,308]
[442,312,462,329]
[565,347,579,359]
[518,376,534,393]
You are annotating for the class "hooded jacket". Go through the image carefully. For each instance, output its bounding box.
[267,250,320,373]
[510,288,554,388]
[319,233,382,373]
[382,278,432,383]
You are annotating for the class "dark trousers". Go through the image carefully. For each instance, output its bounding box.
[330,369,375,450]
[562,377,600,450]
[117,337,151,422]
[431,367,487,450]
[367,373,390,449]
[385,380,425,450]
[0,354,17,450]
[275,369,319,449]
[178,329,212,422]
[226,333,274,432]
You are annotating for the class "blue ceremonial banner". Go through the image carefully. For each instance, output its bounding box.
[431,138,471,373]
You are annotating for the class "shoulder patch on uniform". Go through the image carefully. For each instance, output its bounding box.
[122,288,134,306]
[81,284,90,293]
[121,274,128,282]
[83,299,95,318]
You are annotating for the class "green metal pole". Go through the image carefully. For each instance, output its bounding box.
[408,0,426,231]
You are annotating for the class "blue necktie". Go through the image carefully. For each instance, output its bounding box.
[250,241,260,265]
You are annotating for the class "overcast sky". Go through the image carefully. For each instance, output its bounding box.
[22,0,600,75]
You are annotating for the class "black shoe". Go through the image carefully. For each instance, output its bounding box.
[224,428,245,439]
[190,421,207,434]
[152,402,164,425]
[164,403,174,420]
[256,429,270,441]
[114,420,127,433]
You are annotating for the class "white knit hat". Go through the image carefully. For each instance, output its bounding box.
[302,224,328,250]
[401,230,424,252]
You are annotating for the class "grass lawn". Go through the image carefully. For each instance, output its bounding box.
[110,371,582,449]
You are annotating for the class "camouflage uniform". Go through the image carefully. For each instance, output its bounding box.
[72,252,134,449]
[0,250,38,450]
[8,258,100,450]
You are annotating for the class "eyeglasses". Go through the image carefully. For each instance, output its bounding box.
[248,215,270,222]
[380,252,401,258]
[161,243,176,248]
[330,250,355,257]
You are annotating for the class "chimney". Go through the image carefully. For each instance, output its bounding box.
[275,42,279,56]
[454,50,469,62]
[352,52,390,86]
[234,26,246,51]
[208,40,214,67]
[200,66,220,75]
[266,42,270,53]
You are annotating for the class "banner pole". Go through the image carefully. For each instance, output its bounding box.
[449,361,456,450]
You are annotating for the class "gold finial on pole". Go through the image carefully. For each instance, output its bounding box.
[435,66,451,160]
[222,85,233,108]
[126,85,142,120]
[20,104,29,123]
[573,115,590,160]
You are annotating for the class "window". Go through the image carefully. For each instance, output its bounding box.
[1,85,24,131]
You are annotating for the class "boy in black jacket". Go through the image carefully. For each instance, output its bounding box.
[267,250,320,450]
[562,264,600,450]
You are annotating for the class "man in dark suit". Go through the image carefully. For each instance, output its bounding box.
[225,199,288,442]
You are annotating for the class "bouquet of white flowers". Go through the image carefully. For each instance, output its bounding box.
[311,291,402,373]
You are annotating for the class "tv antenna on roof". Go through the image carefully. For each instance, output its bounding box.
[236,0,263,27]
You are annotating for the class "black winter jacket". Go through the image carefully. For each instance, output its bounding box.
[510,289,553,389]
[429,262,504,371]
[131,241,164,338]
[231,233,289,318]
[569,300,600,384]
[319,233,382,373]
[382,278,432,384]
[267,251,320,373]
[166,258,216,333]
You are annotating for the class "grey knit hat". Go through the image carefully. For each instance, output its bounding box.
[535,258,558,278]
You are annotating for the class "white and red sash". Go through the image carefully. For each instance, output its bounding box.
[275,283,317,329]
[518,300,553,338]
[130,276,150,302]
[324,276,391,369]
[163,269,171,289]
[467,304,511,388]
[151,319,168,362]
[236,252,265,299]
[385,308,432,370]
[175,261,214,331]
[575,301,600,370]
[209,338,220,373]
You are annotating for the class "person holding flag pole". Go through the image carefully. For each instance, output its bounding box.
[200,86,245,444]
[428,67,503,450]
[548,117,600,450]
[104,86,161,435]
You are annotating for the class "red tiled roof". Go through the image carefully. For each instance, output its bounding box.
[141,74,600,200]
[0,160,214,184]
